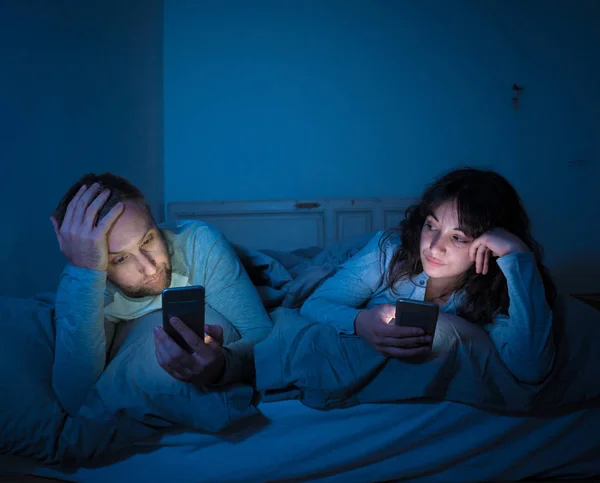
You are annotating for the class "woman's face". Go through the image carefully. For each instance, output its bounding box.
[419,200,475,281]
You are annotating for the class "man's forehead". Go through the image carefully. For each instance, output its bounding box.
[107,203,154,253]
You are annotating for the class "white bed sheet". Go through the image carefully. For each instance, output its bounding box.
[2,399,600,483]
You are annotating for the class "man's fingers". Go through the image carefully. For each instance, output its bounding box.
[166,370,188,381]
[155,341,168,366]
[204,324,223,339]
[156,345,192,380]
[154,328,181,359]
[171,369,194,381]
[154,329,196,378]
[171,317,203,351]
[83,189,111,229]
[376,323,425,339]
[155,340,185,374]
[72,184,102,228]
[61,184,87,232]
[375,335,431,348]
[154,325,193,362]
[378,345,431,358]
[204,324,224,346]
[78,183,103,207]
[96,202,124,233]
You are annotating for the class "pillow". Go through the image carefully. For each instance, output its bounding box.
[0,296,258,466]
[61,309,259,465]
[0,295,66,463]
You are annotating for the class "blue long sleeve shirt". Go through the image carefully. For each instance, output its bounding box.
[52,221,273,416]
[300,231,555,385]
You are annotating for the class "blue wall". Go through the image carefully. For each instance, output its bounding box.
[165,0,517,201]
[2,1,598,297]
[0,0,164,297]
[164,0,600,293]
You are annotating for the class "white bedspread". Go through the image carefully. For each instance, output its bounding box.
[3,232,600,481]
[2,398,600,483]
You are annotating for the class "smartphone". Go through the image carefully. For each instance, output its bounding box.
[161,285,206,353]
[394,298,439,343]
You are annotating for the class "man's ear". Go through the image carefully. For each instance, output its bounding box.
[49,216,60,236]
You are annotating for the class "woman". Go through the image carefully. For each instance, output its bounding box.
[300,167,556,385]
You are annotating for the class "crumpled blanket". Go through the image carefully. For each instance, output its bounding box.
[234,234,600,415]
[252,293,600,415]
[234,231,376,309]
[0,296,257,466]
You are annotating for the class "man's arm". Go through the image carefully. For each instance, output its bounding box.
[192,226,273,385]
[52,264,112,416]
[49,183,124,415]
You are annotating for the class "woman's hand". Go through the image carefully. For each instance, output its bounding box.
[153,319,225,385]
[354,304,432,358]
[469,228,530,274]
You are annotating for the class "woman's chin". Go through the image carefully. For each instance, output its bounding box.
[423,262,460,280]
[425,268,445,278]
[422,259,444,275]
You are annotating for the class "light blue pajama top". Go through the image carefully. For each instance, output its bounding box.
[52,221,273,416]
[300,231,555,385]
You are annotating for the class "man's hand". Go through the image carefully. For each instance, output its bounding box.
[153,318,225,385]
[50,183,124,271]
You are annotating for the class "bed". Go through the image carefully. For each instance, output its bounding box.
[2,197,600,483]
[3,399,600,483]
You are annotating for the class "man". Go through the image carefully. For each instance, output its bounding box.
[49,173,273,416]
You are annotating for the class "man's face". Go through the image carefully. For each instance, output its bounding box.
[106,201,172,298]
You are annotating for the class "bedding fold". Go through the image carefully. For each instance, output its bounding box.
[254,295,600,414]
[238,233,600,414]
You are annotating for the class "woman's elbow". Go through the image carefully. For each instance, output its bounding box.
[510,352,556,385]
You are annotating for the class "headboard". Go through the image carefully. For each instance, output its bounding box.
[167,197,417,251]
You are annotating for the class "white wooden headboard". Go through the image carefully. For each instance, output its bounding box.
[167,197,417,251]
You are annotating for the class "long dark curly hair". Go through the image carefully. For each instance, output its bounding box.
[380,167,556,324]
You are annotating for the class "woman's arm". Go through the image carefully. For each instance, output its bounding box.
[300,232,388,334]
[485,251,555,385]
